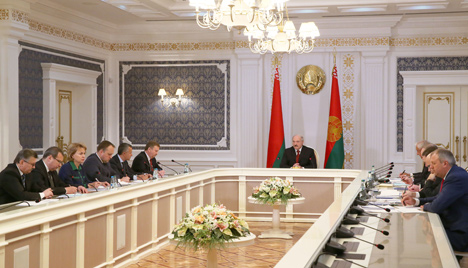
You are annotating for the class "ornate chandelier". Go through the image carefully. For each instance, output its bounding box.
[243,19,320,54]
[189,0,288,31]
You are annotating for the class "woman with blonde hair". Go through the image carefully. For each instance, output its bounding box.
[59,143,106,193]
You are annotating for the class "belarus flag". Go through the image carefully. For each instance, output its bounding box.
[324,65,345,169]
[266,67,285,168]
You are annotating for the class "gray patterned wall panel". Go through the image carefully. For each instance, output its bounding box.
[119,60,230,150]
[18,42,105,150]
[397,56,468,152]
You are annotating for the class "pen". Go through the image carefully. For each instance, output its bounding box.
[401,169,405,174]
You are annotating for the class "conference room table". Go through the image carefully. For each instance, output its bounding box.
[0,168,460,268]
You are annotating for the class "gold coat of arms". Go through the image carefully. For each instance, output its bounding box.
[296,65,326,95]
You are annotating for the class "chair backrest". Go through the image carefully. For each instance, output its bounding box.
[314,150,320,168]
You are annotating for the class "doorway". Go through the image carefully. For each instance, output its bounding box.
[41,63,101,154]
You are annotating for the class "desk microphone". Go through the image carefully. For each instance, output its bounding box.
[335,226,384,250]
[354,199,391,212]
[350,206,390,223]
[0,200,31,210]
[172,159,192,172]
[316,252,368,268]
[157,162,179,175]
[378,178,390,183]
[342,215,390,235]
[88,183,98,191]
[374,162,394,171]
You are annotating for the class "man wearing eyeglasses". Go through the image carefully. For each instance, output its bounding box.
[0,149,53,205]
[29,147,81,195]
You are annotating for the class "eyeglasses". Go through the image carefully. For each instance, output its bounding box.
[24,161,36,167]
[54,158,64,165]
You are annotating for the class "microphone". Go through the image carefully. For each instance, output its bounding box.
[353,236,385,250]
[172,159,192,172]
[354,199,391,212]
[378,178,390,183]
[342,216,390,236]
[157,162,179,175]
[88,183,98,191]
[0,200,31,210]
[373,162,394,171]
[335,227,384,250]
[350,206,390,223]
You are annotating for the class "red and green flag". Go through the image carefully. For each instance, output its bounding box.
[266,67,285,168]
[324,65,345,169]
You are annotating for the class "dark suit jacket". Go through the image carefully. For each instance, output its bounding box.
[0,164,41,205]
[419,176,442,198]
[421,165,468,251]
[131,152,162,174]
[28,160,67,195]
[280,146,317,169]
[413,165,430,187]
[110,154,136,178]
[82,153,115,183]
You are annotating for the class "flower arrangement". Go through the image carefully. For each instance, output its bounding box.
[252,177,301,205]
[171,203,250,250]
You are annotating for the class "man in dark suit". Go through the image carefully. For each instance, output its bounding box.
[0,149,53,205]
[28,146,81,195]
[83,140,116,183]
[132,141,165,177]
[400,141,433,186]
[110,143,150,182]
[402,148,468,252]
[280,135,317,168]
[403,151,442,199]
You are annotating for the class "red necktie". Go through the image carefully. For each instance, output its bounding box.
[296,150,300,163]
[440,179,444,192]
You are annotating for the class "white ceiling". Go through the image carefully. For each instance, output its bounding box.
[33,0,468,26]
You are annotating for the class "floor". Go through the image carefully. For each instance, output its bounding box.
[126,222,312,268]
[125,221,468,268]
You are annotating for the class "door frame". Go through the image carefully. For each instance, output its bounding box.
[400,70,468,172]
[41,63,102,150]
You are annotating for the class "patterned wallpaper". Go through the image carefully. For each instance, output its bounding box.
[397,57,468,151]
[18,43,105,149]
[119,60,230,150]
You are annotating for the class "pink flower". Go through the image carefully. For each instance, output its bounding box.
[217,222,228,231]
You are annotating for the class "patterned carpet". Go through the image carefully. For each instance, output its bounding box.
[126,222,313,268]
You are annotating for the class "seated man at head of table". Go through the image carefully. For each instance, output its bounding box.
[28,146,81,195]
[110,143,150,182]
[132,141,165,177]
[403,151,443,199]
[400,140,431,186]
[83,140,116,183]
[0,149,53,205]
[402,148,468,253]
[280,135,317,169]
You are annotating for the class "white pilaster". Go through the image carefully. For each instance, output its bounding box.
[236,49,263,168]
[42,78,57,149]
[361,50,389,169]
[0,11,28,166]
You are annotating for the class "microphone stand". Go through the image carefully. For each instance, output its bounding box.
[0,200,31,211]
[157,162,179,175]
[172,160,192,172]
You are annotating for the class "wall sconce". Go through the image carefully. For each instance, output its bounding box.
[158,88,186,108]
